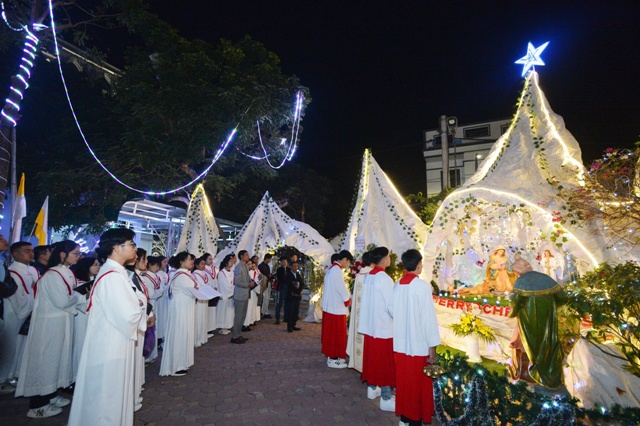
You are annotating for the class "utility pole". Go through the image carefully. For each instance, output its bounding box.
[440,115,449,189]
[9,127,17,237]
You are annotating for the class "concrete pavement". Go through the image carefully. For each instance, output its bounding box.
[0,302,440,425]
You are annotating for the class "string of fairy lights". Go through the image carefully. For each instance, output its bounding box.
[2,0,304,197]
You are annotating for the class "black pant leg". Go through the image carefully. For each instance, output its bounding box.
[29,391,57,409]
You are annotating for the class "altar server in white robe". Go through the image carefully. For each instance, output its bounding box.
[215,254,235,335]
[321,250,353,369]
[0,242,36,386]
[68,228,144,426]
[159,252,197,376]
[203,253,218,333]
[192,257,210,347]
[156,256,170,342]
[346,251,373,372]
[358,247,396,411]
[142,256,163,362]
[69,256,99,381]
[16,240,82,419]
[388,249,441,426]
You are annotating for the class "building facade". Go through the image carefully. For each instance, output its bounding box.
[423,118,511,196]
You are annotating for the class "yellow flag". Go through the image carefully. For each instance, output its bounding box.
[10,173,26,244]
[34,196,48,246]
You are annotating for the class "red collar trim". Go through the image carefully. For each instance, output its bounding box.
[331,262,342,269]
[399,271,419,285]
[369,266,386,275]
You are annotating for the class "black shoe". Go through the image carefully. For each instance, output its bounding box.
[292,327,301,331]
[287,328,293,333]
[173,370,188,376]
[208,331,215,335]
[239,336,249,341]
[230,337,245,344]
[242,326,252,332]
[263,314,272,319]
[275,320,280,325]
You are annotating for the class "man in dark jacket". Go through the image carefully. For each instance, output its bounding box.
[285,261,304,332]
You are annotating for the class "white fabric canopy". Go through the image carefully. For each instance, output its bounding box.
[424,72,609,289]
[214,192,334,267]
[564,338,640,409]
[176,184,219,258]
[340,149,428,259]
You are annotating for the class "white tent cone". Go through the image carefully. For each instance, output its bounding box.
[424,71,608,289]
[214,191,334,267]
[339,149,428,258]
[176,184,219,258]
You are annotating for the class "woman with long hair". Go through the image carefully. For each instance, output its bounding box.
[70,256,99,381]
[159,252,197,376]
[215,254,235,335]
[16,240,82,419]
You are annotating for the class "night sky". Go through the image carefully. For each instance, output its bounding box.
[147,0,640,201]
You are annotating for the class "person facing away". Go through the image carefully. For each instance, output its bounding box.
[68,228,144,426]
[358,246,396,412]
[388,249,441,426]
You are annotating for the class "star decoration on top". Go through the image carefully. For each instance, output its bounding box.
[515,41,550,77]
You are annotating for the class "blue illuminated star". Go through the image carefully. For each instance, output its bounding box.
[515,41,549,77]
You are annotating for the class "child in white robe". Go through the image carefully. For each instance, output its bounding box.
[192,257,210,347]
[216,255,235,335]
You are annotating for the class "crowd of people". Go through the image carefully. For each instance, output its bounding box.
[0,228,306,422]
[321,248,442,426]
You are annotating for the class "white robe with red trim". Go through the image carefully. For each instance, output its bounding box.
[159,269,197,376]
[141,271,161,361]
[16,264,81,397]
[321,263,351,315]
[215,268,235,329]
[358,268,394,339]
[68,259,144,426]
[192,270,210,347]
[156,270,169,340]
[244,270,261,326]
[0,262,36,381]
[388,275,441,356]
[72,278,91,381]
[204,265,218,331]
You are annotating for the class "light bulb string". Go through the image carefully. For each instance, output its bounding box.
[46,0,303,195]
[1,1,23,32]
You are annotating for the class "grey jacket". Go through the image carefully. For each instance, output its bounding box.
[233,261,252,301]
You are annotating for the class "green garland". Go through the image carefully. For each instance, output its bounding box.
[435,350,640,425]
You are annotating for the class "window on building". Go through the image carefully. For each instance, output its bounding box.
[464,125,490,139]
[440,168,462,189]
[500,123,510,134]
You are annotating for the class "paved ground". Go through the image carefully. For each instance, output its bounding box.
[0,301,440,425]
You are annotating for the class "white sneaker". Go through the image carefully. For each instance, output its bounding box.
[27,404,63,418]
[49,396,71,407]
[327,358,348,369]
[380,395,396,412]
[219,329,231,335]
[367,386,381,399]
[399,421,409,426]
